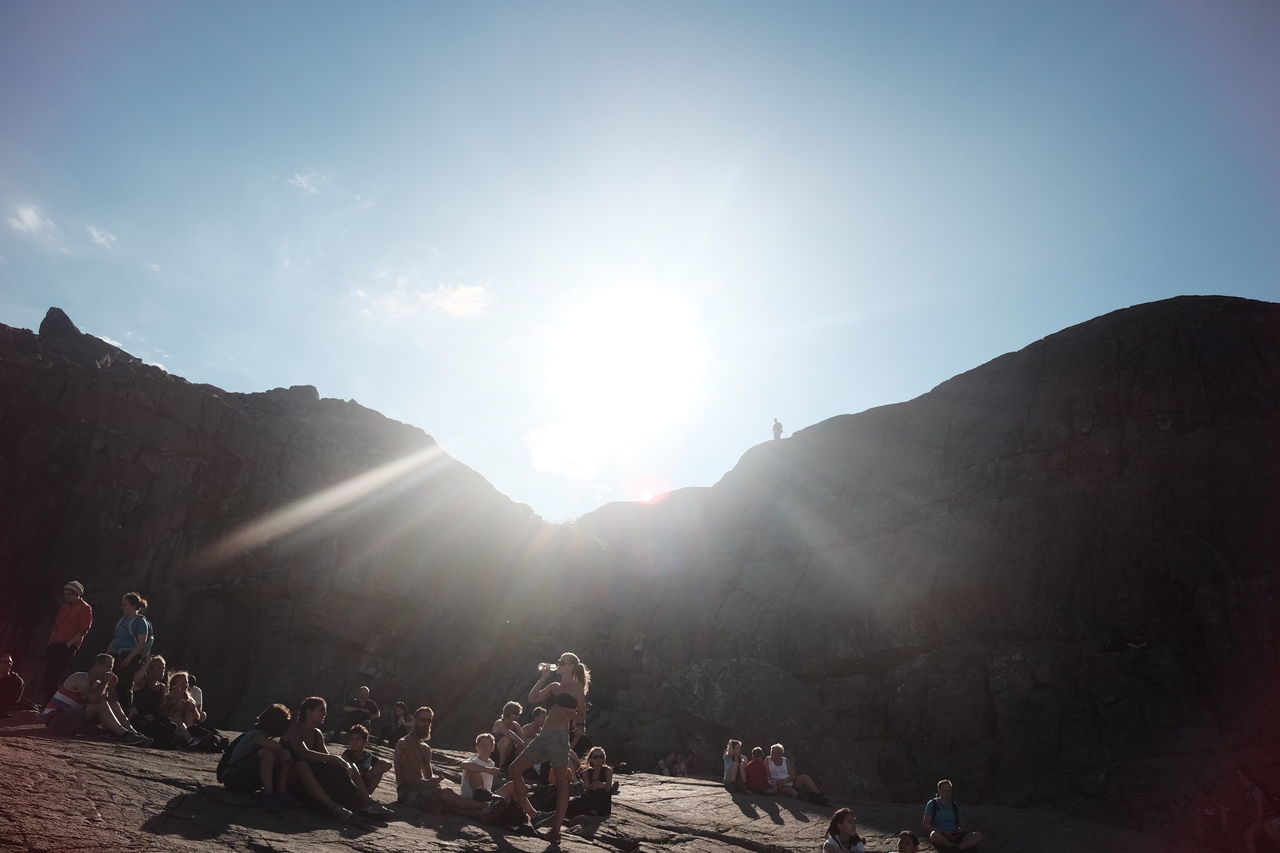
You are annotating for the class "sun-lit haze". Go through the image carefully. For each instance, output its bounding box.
[2,2,1278,521]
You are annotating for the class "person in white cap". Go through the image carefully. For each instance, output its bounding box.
[44,581,93,703]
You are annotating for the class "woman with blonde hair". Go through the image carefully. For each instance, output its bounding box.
[723,739,747,791]
[509,652,590,844]
[566,746,614,819]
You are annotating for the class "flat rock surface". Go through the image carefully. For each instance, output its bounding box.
[0,717,1170,852]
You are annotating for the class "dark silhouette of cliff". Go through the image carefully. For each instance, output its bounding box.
[2,296,1277,840]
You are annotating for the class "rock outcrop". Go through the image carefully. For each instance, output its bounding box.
[2,296,1278,845]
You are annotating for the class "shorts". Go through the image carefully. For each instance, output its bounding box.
[518,727,570,769]
[222,755,264,794]
[398,780,443,812]
[44,707,90,736]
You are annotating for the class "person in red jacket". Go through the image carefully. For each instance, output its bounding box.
[44,581,93,703]
[744,746,771,794]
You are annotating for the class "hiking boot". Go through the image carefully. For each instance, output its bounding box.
[480,795,508,823]
[331,804,354,823]
[118,731,151,747]
[360,802,394,817]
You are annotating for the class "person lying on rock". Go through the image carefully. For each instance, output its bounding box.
[393,706,509,822]
[219,703,297,811]
[341,724,392,796]
[744,746,771,794]
[41,653,150,746]
[923,779,982,850]
[283,696,394,822]
[461,732,516,801]
[491,700,527,770]
[766,744,830,805]
[824,807,868,853]
[723,739,748,791]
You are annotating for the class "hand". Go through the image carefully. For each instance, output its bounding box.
[106,673,119,686]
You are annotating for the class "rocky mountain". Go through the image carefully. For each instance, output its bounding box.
[2,296,1278,843]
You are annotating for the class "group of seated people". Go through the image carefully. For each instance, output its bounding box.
[38,651,221,750]
[723,739,831,806]
[820,780,984,853]
[217,692,615,832]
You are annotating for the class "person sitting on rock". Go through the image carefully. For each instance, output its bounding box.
[161,670,206,747]
[923,779,982,850]
[824,807,868,853]
[393,706,508,822]
[766,743,829,804]
[379,701,412,745]
[284,696,393,821]
[723,739,748,791]
[42,653,150,745]
[657,751,677,775]
[219,703,296,811]
[522,706,547,741]
[491,700,527,770]
[342,685,380,733]
[341,724,392,796]
[896,830,920,852]
[566,746,614,819]
[744,746,771,794]
[460,732,516,801]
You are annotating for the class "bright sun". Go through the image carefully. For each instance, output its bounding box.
[528,286,708,482]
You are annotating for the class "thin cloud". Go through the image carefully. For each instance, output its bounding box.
[86,225,117,248]
[7,204,56,237]
[147,263,161,272]
[100,335,124,348]
[288,171,327,194]
[354,278,494,320]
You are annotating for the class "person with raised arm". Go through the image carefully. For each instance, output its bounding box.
[508,652,590,846]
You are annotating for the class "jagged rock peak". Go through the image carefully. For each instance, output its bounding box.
[38,307,80,338]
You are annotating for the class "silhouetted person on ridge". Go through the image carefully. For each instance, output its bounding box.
[772,418,783,440]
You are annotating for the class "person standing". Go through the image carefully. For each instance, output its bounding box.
[44,581,93,703]
[1,653,29,714]
[772,418,783,440]
[106,592,153,710]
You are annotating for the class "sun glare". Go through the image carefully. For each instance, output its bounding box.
[529,287,708,480]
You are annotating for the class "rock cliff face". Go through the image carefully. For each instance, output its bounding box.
[2,297,1278,840]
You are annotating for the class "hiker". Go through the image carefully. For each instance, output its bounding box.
[162,670,207,747]
[773,418,783,440]
[491,700,527,769]
[566,746,614,819]
[44,581,93,703]
[42,653,149,745]
[508,652,590,845]
[218,703,296,811]
[342,724,392,796]
[460,732,515,800]
[393,706,507,821]
[896,830,920,852]
[824,807,869,853]
[1237,769,1280,853]
[766,743,829,804]
[744,746,770,794]
[923,779,983,849]
[723,739,748,791]
[106,592,153,710]
[522,705,547,740]
[283,696,393,821]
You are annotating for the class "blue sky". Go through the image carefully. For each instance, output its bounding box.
[2,1,1277,521]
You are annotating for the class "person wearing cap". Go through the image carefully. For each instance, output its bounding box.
[43,581,93,703]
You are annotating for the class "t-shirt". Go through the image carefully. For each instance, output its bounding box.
[42,676,89,717]
[824,836,866,853]
[459,757,498,797]
[744,759,769,792]
[343,697,380,729]
[228,729,267,765]
[188,685,204,711]
[52,598,94,646]
[109,615,152,655]
[925,797,961,831]
[342,748,375,775]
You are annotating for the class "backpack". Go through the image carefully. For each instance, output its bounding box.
[216,732,252,783]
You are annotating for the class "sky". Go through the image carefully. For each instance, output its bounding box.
[2,1,1278,522]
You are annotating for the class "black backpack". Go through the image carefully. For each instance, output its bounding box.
[216,732,252,783]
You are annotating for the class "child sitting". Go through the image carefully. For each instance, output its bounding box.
[340,724,392,796]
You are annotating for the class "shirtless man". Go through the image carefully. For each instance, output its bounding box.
[491,701,527,769]
[394,706,506,821]
[41,653,149,745]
